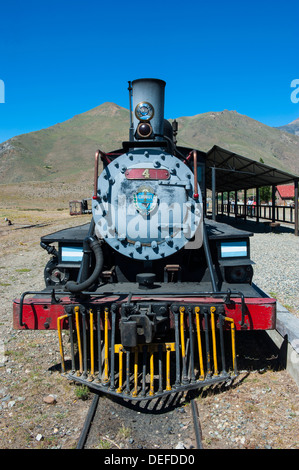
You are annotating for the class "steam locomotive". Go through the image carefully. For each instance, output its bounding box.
[13,79,276,400]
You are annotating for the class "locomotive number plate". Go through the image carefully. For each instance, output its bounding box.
[125,168,170,180]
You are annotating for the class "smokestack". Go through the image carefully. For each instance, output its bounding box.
[131,78,166,141]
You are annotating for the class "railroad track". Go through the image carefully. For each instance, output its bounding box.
[190,398,203,449]
[76,392,203,450]
[74,330,280,450]
[76,393,100,449]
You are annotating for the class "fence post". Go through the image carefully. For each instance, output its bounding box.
[256,187,259,223]
[272,185,276,223]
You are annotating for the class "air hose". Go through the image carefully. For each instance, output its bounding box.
[40,241,59,258]
[65,237,103,294]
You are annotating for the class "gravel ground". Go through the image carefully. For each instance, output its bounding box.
[0,212,298,449]
[219,216,299,318]
[250,231,299,317]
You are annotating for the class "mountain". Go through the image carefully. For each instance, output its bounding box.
[173,110,299,175]
[276,118,299,136]
[1,105,299,187]
[0,102,129,185]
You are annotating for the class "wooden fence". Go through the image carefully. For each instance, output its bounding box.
[217,202,296,224]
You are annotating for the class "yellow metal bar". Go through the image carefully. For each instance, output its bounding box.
[132,347,139,397]
[224,317,237,373]
[149,347,154,396]
[74,306,83,374]
[57,314,68,373]
[195,307,204,378]
[210,307,218,376]
[103,307,109,383]
[166,344,172,391]
[179,306,186,359]
[89,309,94,377]
[115,344,123,393]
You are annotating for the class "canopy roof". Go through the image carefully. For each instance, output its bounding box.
[205,145,299,192]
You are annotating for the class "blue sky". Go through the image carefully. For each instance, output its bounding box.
[0,0,298,143]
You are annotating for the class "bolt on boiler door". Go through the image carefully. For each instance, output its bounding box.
[92,149,203,260]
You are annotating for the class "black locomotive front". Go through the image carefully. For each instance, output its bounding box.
[13,78,276,400]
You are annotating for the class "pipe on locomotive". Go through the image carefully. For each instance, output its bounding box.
[65,236,104,294]
[128,81,134,141]
[93,149,107,200]
[193,150,199,199]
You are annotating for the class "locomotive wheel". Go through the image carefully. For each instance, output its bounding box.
[44,257,70,286]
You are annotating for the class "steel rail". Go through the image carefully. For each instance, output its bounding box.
[190,398,203,449]
[76,393,100,449]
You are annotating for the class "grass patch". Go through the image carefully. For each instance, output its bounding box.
[74,385,90,401]
[117,425,131,440]
[97,439,113,449]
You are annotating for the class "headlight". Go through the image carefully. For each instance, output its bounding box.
[225,265,253,283]
[136,122,153,138]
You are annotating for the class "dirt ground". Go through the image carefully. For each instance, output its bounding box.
[0,209,298,450]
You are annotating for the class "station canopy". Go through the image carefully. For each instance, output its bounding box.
[204,145,299,192]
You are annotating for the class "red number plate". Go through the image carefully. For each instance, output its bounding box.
[125,168,170,180]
